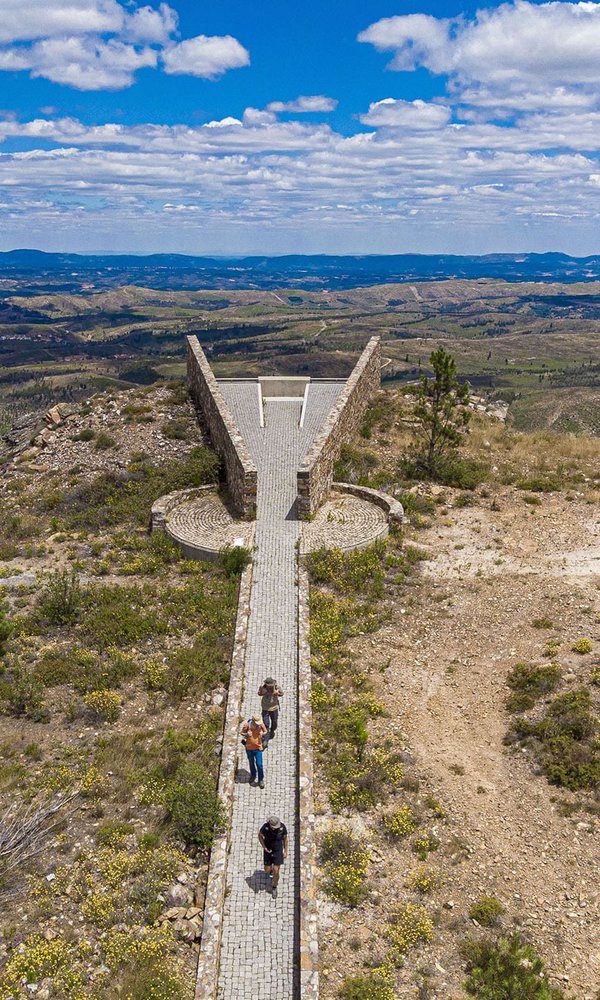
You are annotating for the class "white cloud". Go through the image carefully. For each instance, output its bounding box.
[266,96,338,114]
[0,0,125,43]
[360,98,451,130]
[124,3,178,44]
[23,37,158,90]
[161,34,249,78]
[0,0,248,89]
[359,2,600,111]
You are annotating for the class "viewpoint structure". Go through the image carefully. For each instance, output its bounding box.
[151,337,402,1000]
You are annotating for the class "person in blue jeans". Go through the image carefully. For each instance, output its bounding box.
[241,715,267,788]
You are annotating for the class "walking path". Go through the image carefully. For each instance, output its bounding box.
[215,381,342,1000]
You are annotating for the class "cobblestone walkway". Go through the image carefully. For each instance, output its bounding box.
[215,381,341,1000]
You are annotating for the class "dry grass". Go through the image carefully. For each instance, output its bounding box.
[466,415,600,486]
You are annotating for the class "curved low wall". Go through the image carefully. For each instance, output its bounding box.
[151,486,254,563]
[332,481,404,530]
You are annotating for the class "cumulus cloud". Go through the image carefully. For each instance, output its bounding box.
[266,95,338,113]
[360,98,451,130]
[161,35,249,78]
[0,0,248,89]
[0,0,125,43]
[359,1,600,111]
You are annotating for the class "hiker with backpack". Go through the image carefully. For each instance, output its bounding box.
[259,815,288,897]
[240,715,267,788]
[258,677,283,738]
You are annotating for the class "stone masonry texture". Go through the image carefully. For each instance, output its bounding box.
[209,381,341,1000]
[186,337,257,515]
[297,337,381,515]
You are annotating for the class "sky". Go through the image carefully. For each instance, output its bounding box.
[1,0,600,255]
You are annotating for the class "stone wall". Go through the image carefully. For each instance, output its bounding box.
[187,337,257,516]
[195,564,253,1000]
[297,566,320,998]
[297,337,381,515]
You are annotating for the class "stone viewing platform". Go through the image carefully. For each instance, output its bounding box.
[156,338,403,1000]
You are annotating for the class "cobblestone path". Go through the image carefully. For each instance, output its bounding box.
[215,382,341,1000]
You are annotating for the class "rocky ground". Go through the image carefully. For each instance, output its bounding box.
[0,383,234,998]
[317,484,599,999]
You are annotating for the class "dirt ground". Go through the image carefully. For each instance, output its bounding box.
[318,487,600,999]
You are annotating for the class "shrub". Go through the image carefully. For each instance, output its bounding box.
[162,631,230,702]
[111,960,187,1000]
[306,542,386,600]
[320,828,370,907]
[338,966,397,1000]
[164,761,223,849]
[572,638,593,655]
[81,582,167,650]
[328,746,404,812]
[591,665,600,686]
[219,544,252,577]
[516,475,561,493]
[386,902,433,958]
[382,805,416,840]
[412,831,440,860]
[36,569,82,625]
[73,427,95,442]
[531,617,554,629]
[0,936,87,998]
[161,419,189,440]
[334,443,380,484]
[400,453,485,490]
[95,431,116,450]
[506,687,599,791]
[469,895,506,927]
[1,665,46,719]
[57,446,219,529]
[505,662,562,712]
[408,865,443,894]
[96,820,133,847]
[0,612,11,654]
[84,689,121,723]
[461,933,569,999]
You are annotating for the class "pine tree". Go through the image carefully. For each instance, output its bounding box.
[413,347,471,475]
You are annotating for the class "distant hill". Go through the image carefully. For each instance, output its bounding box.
[2,249,600,291]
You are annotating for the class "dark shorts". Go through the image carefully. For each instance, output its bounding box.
[264,849,284,867]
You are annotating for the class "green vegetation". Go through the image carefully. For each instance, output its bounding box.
[461,933,571,999]
[95,431,117,450]
[505,662,562,712]
[382,805,416,840]
[338,967,397,1000]
[219,544,252,577]
[53,446,219,529]
[386,902,433,960]
[572,638,593,655]
[506,687,599,790]
[320,828,370,907]
[164,761,223,850]
[401,347,477,487]
[469,895,506,927]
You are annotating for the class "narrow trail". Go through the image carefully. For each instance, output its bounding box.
[215,381,341,999]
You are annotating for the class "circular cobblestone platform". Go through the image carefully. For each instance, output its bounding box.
[300,490,388,554]
[166,493,254,561]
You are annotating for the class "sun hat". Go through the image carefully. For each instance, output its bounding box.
[268,816,281,829]
[251,714,262,725]
[264,677,276,685]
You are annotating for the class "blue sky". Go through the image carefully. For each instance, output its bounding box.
[1,0,600,255]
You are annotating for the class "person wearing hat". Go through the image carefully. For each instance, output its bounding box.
[259,815,288,897]
[258,677,283,738]
[240,715,267,788]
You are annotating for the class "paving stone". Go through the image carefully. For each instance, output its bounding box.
[213,383,340,1000]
